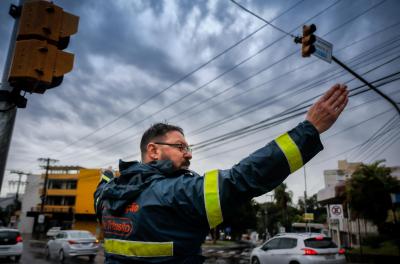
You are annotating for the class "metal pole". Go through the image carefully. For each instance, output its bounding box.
[332,55,400,115]
[40,158,50,213]
[0,1,22,196]
[303,166,308,232]
[15,172,22,200]
[38,157,57,213]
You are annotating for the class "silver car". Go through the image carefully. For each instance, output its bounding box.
[0,228,23,262]
[45,230,99,263]
[250,233,346,264]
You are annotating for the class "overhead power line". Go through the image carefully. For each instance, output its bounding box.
[55,0,343,161]
[53,0,393,165]
[57,0,306,153]
[191,73,400,151]
[58,38,400,165]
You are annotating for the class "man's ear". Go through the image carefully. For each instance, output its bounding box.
[146,143,159,161]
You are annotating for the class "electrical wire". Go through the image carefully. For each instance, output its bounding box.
[58,40,400,164]
[191,73,400,151]
[56,0,307,153]
[230,0,297,38]
[55,0,344,161]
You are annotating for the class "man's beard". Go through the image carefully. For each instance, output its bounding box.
[181,159,190,169]
[160,153,190,170]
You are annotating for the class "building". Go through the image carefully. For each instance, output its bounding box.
[26,166,104,237]
[18,173,41,233]
[317,160,378,247]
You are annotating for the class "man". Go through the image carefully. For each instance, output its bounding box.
[95,84,348,263]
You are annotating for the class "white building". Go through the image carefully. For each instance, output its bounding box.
[317,160,379,247]
[18,174,42,234]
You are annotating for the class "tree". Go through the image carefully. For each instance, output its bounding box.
[298,194,327,223]
[274,183,293,231]
[346,160,400,231]
[218,200,259,241]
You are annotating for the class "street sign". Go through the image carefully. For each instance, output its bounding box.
[329,204,343,219]
[313,36,333,63]
[304,213,314,221]
[38,214,45,224]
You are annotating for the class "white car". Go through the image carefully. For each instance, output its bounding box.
[0,228,23,262]
[45,230,100,263]
[46,226,61,237]
[250,233,346,264]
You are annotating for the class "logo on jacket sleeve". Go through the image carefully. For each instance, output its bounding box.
[125,202,140,213]
[103,216,133,237]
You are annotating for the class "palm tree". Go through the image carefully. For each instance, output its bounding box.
[274,183,293,231]
[345,160,400,231]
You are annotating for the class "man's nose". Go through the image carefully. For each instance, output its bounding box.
[184,151,192,159]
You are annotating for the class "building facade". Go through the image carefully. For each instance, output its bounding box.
[317,160,378,247]
[26,166,103,237]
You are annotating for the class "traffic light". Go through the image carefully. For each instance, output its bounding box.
[301,24,316,57]
[8,0,79,94]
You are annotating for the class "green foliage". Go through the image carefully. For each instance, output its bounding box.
[274,183,293,230]
[346,161,400,230]
[297,194,327,223]
[222,200,259,240]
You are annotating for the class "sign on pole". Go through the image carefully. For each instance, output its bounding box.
[313,36,333,63]
[329,204,343,219]
[38,214,45,224]
[304,213,314,221]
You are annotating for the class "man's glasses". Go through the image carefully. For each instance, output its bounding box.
[153,142,192,153]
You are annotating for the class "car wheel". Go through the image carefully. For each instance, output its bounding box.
[88,255,96,262]
[251,257,260,264]
[13,255,21,263]
[45,246,51,259]
[59,249,65,263]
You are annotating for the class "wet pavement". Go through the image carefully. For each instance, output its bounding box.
[0,236,104,264]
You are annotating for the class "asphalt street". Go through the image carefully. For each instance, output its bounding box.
[0,239,104,264]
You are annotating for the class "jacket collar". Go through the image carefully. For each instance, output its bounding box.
[119,159,184,178]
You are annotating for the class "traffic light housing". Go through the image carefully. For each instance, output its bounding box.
[302,24,316,57]
[8,0,79,94]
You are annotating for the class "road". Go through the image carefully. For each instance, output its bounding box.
[0,238,104,264]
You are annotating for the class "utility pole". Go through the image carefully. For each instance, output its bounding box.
[0,0,79,195]
[0,1,23,197]
[304,166,308,232]
[38,158,58,213]
[9,170,28,200]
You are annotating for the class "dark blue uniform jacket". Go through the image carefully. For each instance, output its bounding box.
[94,121,323,263]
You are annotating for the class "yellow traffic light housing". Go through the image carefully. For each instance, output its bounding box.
[302,24,316,57]
[8,40,74,94]
[8,0,79,93]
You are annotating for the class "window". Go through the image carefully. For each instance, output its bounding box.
[55,233,64,239]
[68,231,94,239]
[262,238,280,250]
[278,238,297,249]
[304,237,337,248]
[47,180,77,189]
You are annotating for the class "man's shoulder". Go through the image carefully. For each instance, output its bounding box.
[148,170,204,195]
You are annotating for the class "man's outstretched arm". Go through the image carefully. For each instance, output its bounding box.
[200,84,348,228]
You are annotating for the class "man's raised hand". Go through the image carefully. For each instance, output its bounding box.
[306,84,349,134]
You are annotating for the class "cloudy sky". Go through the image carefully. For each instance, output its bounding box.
[1,0,399,203]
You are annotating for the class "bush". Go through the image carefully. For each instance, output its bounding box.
[362,235,388,248]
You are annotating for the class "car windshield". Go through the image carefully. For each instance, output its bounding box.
[68,231,94,239]
[304,237,338,248]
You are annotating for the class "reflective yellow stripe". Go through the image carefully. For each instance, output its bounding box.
[104,239,173,257]
[275,132,303,173]
[101,174,111,182]
[204,170,223,229]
